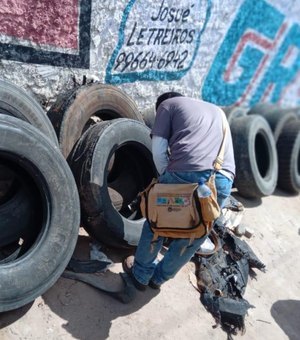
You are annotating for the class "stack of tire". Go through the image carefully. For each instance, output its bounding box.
[0,79,80,312]
[0,80,157,313]
[47,83,157,249]
[224,103,300,198]
[5,77,297,312]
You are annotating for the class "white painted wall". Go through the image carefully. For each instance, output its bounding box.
[0,0,299,123]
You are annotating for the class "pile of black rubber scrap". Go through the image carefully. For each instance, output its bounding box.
[190,211,266,339]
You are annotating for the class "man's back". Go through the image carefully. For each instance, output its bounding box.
[151,97,235,175]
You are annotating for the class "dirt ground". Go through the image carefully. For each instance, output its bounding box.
[0,189,299,340]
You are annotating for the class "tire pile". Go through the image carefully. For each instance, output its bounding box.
[0,80,80,312]
[225,103,300,198]
[1,78,299,312]
[47,83,157,249]
[0,80,157,312]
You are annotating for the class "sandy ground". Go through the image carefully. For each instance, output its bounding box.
[0,189,299,340]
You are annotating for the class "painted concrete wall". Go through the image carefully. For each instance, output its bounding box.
[0,0,299,122]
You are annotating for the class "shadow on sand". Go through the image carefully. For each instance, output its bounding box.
[271,299,300,340]
[0,301,34,329]
[42,233,159,340]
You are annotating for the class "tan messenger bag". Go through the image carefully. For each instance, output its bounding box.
[139,174,220,240]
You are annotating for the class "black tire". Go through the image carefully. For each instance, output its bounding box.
[0,165,15,202]
[249,104,297,142]
[47,83,144,158]
[0,164,13,179]
[69,119,157,248]
[0,114,80,312]
[0,79,58,146]
[0,179,36,248]
[142,107,156,129]
[225,106,248,125]
[276,120,300,193]
[230,115,278,198]
[221,105,235,116]
[248,103,278,115]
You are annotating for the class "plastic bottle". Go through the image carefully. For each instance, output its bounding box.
[197,181,211,198]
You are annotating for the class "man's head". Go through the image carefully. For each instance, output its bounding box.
[155,92,184,111]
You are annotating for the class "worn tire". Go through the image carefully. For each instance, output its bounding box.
[0,165,15,202]
[276,120,300,193]
[0,178,38,248]
[248,103,277,115]
[249,104,297,142]
[47,83,144,158]
[0,114,80,312]
[0,79,58,146]
[225,107,248,125]
[69,119,157,248]
[230,115,278,198]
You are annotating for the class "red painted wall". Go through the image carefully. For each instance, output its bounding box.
[0,0,78,49]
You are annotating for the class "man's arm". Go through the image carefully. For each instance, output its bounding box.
[152,135,169,175]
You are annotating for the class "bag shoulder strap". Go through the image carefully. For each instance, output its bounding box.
[141,178,157,222]
[213,110,228,171]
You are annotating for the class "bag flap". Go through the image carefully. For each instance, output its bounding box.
[152,183,198,195]
[146,182,201,229]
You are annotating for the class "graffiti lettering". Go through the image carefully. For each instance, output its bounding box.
[250,23,300,105]
[202,0,300,107]
[202,0,284,106]
[151,0,193,23]
[127,24,195,46]
[106,0,211,84]
[113,49,188,72]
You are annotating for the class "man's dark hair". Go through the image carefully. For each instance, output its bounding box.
[155,92,183,111]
